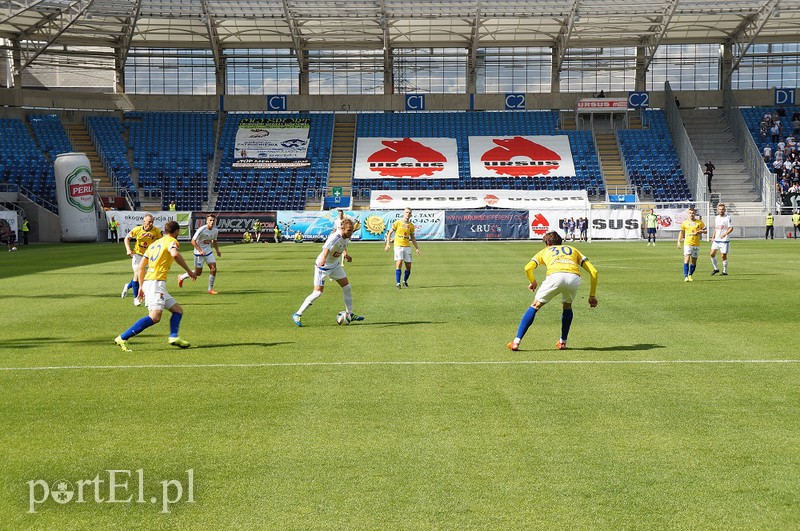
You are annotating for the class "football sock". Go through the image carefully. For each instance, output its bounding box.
[683,263,689,277]
[689,263,696,276]
[561,308,574,342]
[208,275,215,290]
[403,269,411,282]
[711,257,718,270]
[515,306,538,342]
[723,260,728,273]
[298,290,322,315]
[121,316,155,340]
[395,269,401,284]
[178,272,188,281]
[131,280,140,298]
[124,280,131,291]
[342,284,353,313]
[169,312,182,338]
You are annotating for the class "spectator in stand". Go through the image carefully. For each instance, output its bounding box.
[763,144,772,163]
[773,159,784,179]
[704,161,715,193]
[759,118,768,139]
[764,112,774,127]
[777,107,787,118]
[793,112,800,136]
[771,123,781,143]
[788,182,800,212]
[784,159,795,177]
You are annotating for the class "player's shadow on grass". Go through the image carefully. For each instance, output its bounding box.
[190,341,292,350]
[0,337,59,349]
[577,343,665,352]
[0,293,93,299]
[357,320,442,327]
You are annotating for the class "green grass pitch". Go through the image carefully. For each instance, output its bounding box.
[1,238,799,529]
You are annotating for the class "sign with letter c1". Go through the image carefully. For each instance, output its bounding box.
[267,95,287,111]
[405,94,425,111]
[628,91,649,108]
[775,88,796,106]
[505,93,526,110]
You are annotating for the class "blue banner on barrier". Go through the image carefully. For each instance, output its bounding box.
[277,210,365,240]
[359,210,445,241]
[444,210,529,240]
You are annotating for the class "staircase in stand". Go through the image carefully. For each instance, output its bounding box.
[66,123,112,191]
[595,133,628,196]
[326,120,357,209]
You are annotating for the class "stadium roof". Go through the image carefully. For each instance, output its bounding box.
[1,0,798,72]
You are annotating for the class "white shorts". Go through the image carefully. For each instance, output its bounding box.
[535,272,581,305]
[683,245,700,259]
[193,252,217,269]
[393,246,413,263]
[131,254,144,274]
[142,280,176,311]
[313,263,347,287]
[710,240,730,254]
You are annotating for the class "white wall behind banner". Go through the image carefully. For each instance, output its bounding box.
[468,136,576,178]
[371,189,588,210]
[354,137,459,180]
[590,209,642,239]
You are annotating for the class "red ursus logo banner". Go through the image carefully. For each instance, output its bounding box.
[530,213,551,236]
[481,136,561,177]
[367,138,447,178]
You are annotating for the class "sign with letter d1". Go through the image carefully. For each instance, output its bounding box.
[774,88,796,106]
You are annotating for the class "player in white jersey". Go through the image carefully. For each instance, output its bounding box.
[178,214,222,294]
[292,218,364,327]
[710,203,733,276]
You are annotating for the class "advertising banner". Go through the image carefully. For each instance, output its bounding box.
[359,210,445,241]
[277,210,365,241]
[576,98,629,112]
[0,211,18,243]
[650,208,689,232]
[589,209,642,239]
[527,209,590,239]
[106,211,192,241]
[370,189,588,210]
[233,118,310,169]
[354,137,459,180]
[468,135,576,178]
[444,210,529,240]
[193,212,277,241]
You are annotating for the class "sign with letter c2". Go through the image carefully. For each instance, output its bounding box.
[505,93,526,110]
[628,91,649,108]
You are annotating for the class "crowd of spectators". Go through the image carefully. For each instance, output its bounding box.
[759,109,800,211]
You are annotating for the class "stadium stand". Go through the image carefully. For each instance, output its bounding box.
[617,109,692,202]
[126,111,215,211]
[214,113,334,211]
[0,117,57,208]
[351,111,603,198]
[85,115,136,198]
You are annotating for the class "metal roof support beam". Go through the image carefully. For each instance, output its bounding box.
[640,0,679,75]
[17,0,95,71]
[726,0,780,79]
[380,0,392,95]
[552,0,582,82]
[201,0,225,95]
[114,0,141,93]
[283,0,308,95]
[0,1,46,26]
[467,6,482,94]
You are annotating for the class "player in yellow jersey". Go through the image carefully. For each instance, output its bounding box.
[384,207,421,288]
[115,221,197,352]
[122,214,163,306]
[677,207,707,282]
[507,231,598,352]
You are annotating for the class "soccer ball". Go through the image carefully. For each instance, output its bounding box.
[10,246,16,252]
[336,311,351,325]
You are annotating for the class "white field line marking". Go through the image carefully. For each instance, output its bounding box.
[0,359,799,372]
